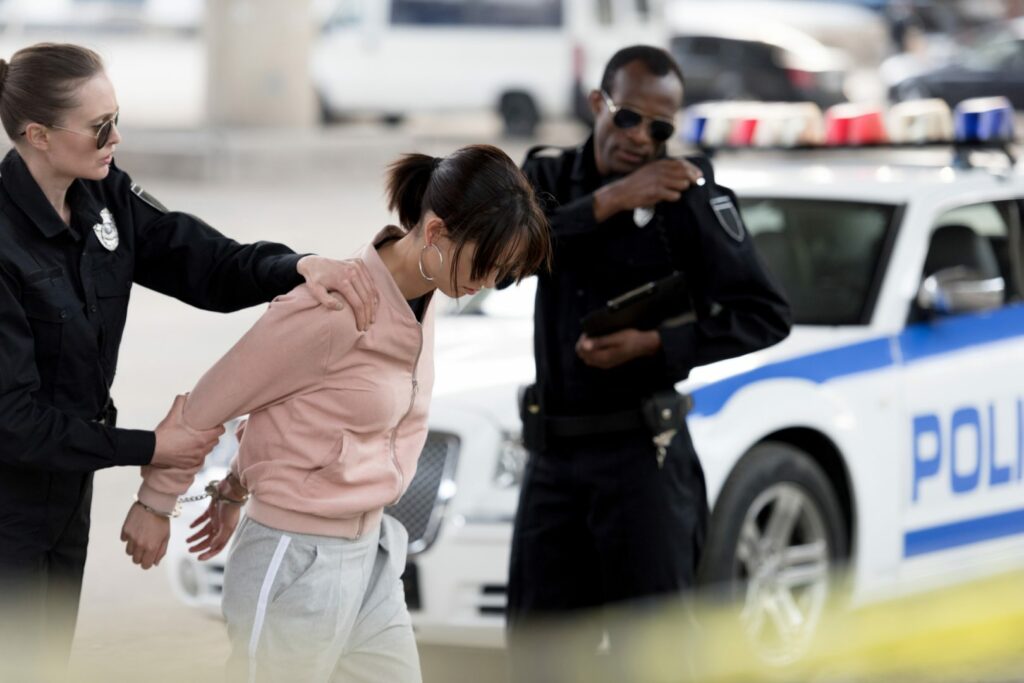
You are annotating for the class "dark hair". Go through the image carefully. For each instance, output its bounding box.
[386,144,551,291]
[599,45,685,96]
[0,43,105,141]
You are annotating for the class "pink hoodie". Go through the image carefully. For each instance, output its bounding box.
[138,227,435,539]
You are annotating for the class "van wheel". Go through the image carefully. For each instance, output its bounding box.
[500,92,539,137]
[700,442,848,666]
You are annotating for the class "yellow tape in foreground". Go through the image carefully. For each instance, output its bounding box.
[515,570,1024,682]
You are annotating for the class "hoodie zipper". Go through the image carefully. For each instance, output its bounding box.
[388,320,423,506]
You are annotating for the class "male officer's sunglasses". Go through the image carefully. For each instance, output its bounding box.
[599,91,675,143]
[19,111,120,150]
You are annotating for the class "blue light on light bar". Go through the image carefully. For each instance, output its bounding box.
[682,114,708,145]
[953,97,1015,143]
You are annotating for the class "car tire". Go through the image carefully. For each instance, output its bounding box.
[699,441,848,664]
[317,92,340,125]
[499,91,539,137]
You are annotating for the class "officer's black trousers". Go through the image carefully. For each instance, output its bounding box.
[506,427,709,682]
[0,470,92,680]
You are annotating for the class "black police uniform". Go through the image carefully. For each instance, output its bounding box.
[0,149,305,665]
[506,136,791,665]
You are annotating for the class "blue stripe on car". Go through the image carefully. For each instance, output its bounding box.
[689,304,1024,418]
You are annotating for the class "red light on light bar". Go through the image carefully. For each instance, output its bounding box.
[825,105,888,145]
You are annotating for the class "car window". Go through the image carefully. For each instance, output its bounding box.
[676,36,721,58]
[929,201,1023,301]
[961,39,1022,71]
[741,198,897,325]
[390,0,563,27]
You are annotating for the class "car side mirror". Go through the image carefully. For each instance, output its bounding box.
[917,266,1005,315]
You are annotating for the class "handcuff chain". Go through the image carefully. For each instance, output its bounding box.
[177,479,249,505]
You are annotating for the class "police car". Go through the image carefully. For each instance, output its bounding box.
[166,97,1024,663]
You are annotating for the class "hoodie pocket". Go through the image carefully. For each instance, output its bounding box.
[308,432,349,480]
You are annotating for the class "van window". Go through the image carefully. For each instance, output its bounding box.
[325,0,365,28]
[390,0,563,27]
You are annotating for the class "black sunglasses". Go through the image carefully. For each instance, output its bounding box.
[19,111,120,150]
[600,91,675,143]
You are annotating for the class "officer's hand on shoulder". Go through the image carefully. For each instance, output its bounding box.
[297,255,379,332]
[600,159,704,218]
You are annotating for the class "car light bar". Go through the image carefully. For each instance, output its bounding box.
[685,96,1017,151]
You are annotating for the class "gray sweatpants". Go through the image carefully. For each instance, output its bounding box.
[221,515,421,683]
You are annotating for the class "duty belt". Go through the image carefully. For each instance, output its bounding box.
[544,409,647,438]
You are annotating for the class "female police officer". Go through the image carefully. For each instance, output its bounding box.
[0,43,377,676]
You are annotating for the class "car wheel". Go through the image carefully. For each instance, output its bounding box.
[317,92,340,125]
[700,441,848,665]
[499,91,539,137]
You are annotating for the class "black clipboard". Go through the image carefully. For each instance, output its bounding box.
[581,271,692,337]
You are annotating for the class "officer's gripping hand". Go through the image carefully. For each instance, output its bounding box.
[595,159,704,220]
[120,502,171,570]
[576,329,661,370]
[151,394,224,470]
[297,255,379,332]
[186,478,244,561]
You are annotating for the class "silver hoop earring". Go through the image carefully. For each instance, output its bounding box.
[419,243,444,282]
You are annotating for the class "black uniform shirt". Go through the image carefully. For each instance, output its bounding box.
[523,136,791,417]
[0,150,305,473]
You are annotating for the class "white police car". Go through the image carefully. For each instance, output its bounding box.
[166,98,1024,662]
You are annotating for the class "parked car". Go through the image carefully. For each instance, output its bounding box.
[665,16,849,107]
[891,18,1024,108]
[167,135,1024,666]
[312,0,664,135]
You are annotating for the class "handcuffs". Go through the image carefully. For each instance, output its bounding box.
[134,474,249,519]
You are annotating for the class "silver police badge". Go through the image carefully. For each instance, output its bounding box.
[93,208,119,251]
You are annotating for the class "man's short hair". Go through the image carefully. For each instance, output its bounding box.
[599,45,685,95]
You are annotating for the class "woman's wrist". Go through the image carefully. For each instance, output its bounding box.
[222,472,248,500]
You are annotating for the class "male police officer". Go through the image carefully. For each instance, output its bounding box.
[506,46,791,677]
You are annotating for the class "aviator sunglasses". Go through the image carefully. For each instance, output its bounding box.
[599,91,675,143]
[20,110,120,150]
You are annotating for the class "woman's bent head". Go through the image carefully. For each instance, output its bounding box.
[385,144,551,298]
[0,43,120,181]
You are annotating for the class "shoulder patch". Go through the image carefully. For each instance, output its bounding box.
[710,194,745,242]
[130,182,169,214]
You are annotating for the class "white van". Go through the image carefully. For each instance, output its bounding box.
[311,0,666,135]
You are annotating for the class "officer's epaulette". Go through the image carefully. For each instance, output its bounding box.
[130,182,169,214]
[524,144,572,161]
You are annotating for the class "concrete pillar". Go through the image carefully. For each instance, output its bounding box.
[205,0,316,127]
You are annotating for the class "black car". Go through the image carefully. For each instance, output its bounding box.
[892,19,1024,108]
[668,33,847,107]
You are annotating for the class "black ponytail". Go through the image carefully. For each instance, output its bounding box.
[385,153,439,231]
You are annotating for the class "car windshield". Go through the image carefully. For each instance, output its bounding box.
[959,37,1023,71]
[447,197,898,327]
[741,197,897,326]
